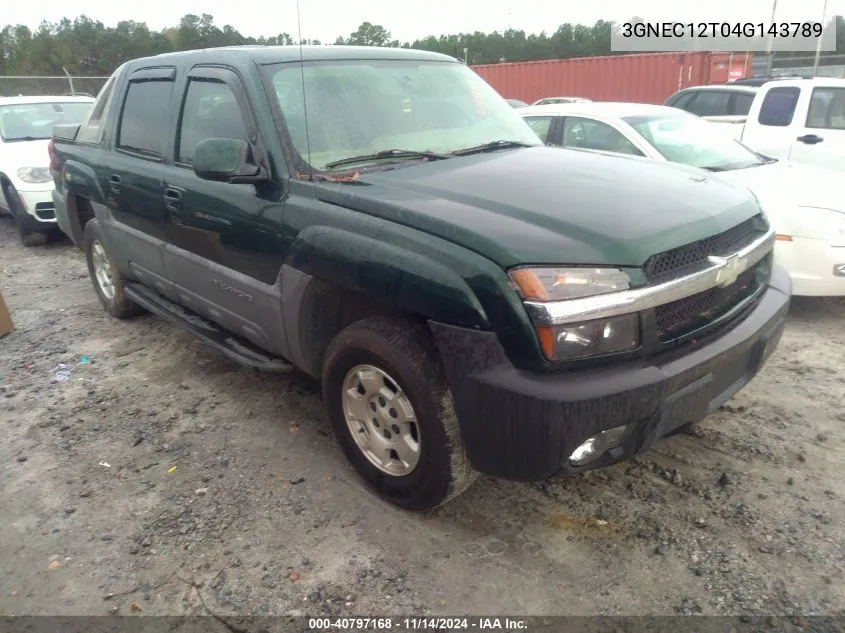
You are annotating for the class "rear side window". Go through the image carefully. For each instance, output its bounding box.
[805,87,845,130]
[757,87,800,127]
[684,91,732,117]
[118,79,175,156]
[733,93,755,116]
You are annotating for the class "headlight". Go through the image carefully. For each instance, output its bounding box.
[509,266,630,301]
[509,266,639,361]
[17,167,51,184]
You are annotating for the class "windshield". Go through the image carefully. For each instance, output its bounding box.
[0,101,93,142]
[623,112,767,171]
[265,59,541,172]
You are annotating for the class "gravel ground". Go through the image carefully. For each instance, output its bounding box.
[1,216,843,621]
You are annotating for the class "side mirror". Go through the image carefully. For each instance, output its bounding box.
[192,138,267,184]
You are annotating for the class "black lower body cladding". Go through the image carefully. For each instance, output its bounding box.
[429,266,792,482]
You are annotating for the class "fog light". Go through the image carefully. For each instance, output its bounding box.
[536,313,639,361]
[569,424,630,467]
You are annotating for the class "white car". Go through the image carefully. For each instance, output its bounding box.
[518,101,845,297]
[0,96,95,246]
[531,96,592,106]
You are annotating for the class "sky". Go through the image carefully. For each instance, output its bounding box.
[3,0,842,44]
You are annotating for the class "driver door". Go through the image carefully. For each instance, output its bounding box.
[160,66,290,357]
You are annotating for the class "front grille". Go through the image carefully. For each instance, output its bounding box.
[655,263,762,342]
[644,214,766,281]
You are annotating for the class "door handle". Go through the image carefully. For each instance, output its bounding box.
[109,174,121,193]
[163,187,183,212]
[796,134,824,145]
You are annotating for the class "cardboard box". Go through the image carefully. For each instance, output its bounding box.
[0,288,13,338]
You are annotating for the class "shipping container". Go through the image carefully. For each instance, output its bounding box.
[472,52,752,105]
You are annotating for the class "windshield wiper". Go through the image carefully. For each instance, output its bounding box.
[701,165,730,172]
[451,140,534,156]
[5,136,47,142]
[324,149,451,170]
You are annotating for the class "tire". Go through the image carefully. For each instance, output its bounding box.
[83,219,142,319]
[2,182,49,247]
[322,317,477,510]
[19,227,49,247]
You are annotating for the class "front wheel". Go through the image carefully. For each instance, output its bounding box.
[2,182,49,247]
[322,317,477,511]
[19,226,49,247]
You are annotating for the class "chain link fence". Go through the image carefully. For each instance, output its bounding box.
[770,54,845,79]
[0,75,110,98]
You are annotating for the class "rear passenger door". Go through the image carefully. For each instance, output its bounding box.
[160,66,289,357]
[106,67,180,300]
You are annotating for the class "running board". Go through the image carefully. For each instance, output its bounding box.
[125,283,294,372]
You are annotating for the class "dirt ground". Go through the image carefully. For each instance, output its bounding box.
[1,216,843,621]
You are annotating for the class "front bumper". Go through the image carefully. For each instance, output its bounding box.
[430,266,792,481]
[774,237,845,297]
[14,188,57,227]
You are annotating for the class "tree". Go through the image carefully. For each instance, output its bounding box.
[0,13,843,79]
[345,22,392,47]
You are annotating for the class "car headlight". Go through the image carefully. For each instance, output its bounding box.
[17,167,51,184]
[509,267,640,361]
[509,267,630,301]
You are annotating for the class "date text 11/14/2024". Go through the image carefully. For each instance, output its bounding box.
[308,617,529,631]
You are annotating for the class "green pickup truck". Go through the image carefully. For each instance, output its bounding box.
[50,45,791,510]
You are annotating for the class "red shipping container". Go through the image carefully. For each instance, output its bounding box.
[472,52,752,105]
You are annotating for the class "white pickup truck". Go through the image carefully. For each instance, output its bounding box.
[704,78,845,172]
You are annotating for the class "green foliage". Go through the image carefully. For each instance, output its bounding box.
[0,14,843,76]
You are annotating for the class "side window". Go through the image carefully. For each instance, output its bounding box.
[117,79,175,156]
[76,71,118,144]
[176,79,250,165]
[562,117,644,156]
[805,87,845,130]
[523,116,554,143]
[757,87,800,127]
[732,93,755,116]
[684,91,732,117]
[667,92,693,109]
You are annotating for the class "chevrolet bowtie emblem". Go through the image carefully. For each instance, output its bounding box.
[708,254,744,288]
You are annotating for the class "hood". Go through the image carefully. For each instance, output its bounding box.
[314,146,763,269]
[714,159,843,214]
[1,139,50,169]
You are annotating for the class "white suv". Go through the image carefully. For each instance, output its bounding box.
[0,96,94,246]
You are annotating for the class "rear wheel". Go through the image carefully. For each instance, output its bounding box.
[322,317,477,510]
[83,219,142,319]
